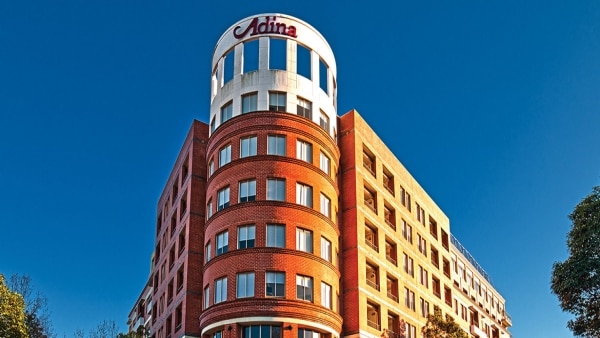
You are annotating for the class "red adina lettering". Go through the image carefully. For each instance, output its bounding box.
[233,16,298,39]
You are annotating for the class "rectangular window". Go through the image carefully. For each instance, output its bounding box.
[432,276,441,298]
[299,329,320,338]
[386,276,398,302]
[363,147,376,176]
[267,178,286,201]
[367,302,380,330]
[203,286,210,309]
[237,272,255,298]
[321,236,332,262]
[296,140,313,163]
[240,136,258,157]
[404,287,415,311]
[221,101,233,123]
[238,225,256,249]
[418,265,429,288]
[216,231,228,255]
[400,186,411,211]
[416,203,426,225]
[210,117,216,133]
[296,228,313,253]
[319,152,330,175]
[364,186,377,212]
[242,92,258,114]
[243,325,282,338]
[269,92,286,112]
[365,224,378,251]
[215,277,227,303]
[420,298,430,317]
[269,38,286,71]
[208,159,214,177]
[297,97,312,119]
[243,39,259,73]
[321,282,332,309]
[219,144,232,167]
[207,199,213,219]
[405,323,416,338]
[431,246,439,269]
[239,179,257,202]
[385,239,397,266]
[267,135,286,155]
[205,242,211,262]
[418,234,427,256]
[266,271,285,297]
[320,193,330,218]
[296,275,313,301]
[217,186,230,211]
[441,229,449,251]
[383,167,394,194]
[296,183,313,208]
[430,217,438,240]
[319,111,329,132]
[402,220,413,244]
[403,253,414,277]
[266,224,285,248]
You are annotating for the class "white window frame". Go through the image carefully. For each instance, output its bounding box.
[239,179,256,202]
[216,231,228,255]
[266,224,285,248]
[242,92,258,114]
[217,186,230,211]
[320,193,330,218]
[321,282,332,309]
[266,271,285,297]
[240,136,257,158]
[319,151,330,175]
[296,183,313,208]
[215,277,227,303]
[238,225,256,249]
[237,272,255,298]
[267,178,285,201]
[267,135,286,155]
[296,228,313,253]
[221,101,233,123]
[296,140,312,163]
[219,145,232,167]
[321,236,332,262]
[296,275,313,301]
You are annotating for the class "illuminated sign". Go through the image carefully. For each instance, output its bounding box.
[233,16,298,39]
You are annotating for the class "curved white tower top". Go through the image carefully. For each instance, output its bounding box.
[210,13,337,137]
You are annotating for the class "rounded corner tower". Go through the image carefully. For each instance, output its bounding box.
[202,13,342,338]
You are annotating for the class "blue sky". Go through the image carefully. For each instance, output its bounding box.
[1,1,599,337]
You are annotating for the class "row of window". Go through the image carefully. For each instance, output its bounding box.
[205,224,333,264]
[153,227,186,294]
[212,324,322,338]
[207,179,333,220]
[366,300,418,338]
[203,271,334,310]
[156,154,190,236]
[209,134,332,176]
[211,92,331,134]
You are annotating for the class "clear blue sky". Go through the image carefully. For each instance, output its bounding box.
[1,1,599,337]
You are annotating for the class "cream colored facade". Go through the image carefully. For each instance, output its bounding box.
[340,109,510,338]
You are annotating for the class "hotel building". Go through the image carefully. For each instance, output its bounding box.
[127,13,511,338]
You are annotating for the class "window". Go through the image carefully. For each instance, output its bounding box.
[210,117,216,133]
[319,152,330,175]
[367,302,380,330]
[321,236,332,262]
[296,183,313,207]
[221,101,233,123]
[404,287,415,311]
[385,239,397,265]
[243,39,259,73]
[321,282,332,309]
[444,285,452,306]
[242,325,282,338]
[237,272,255,298]
[384,204,396,229]
[296,275,313,301]
[320,193,330,218]
[177,265,184,291]
[416,203,425,225]
[420,298,430,317]
[266,224,285,248]
[388,313,401,336]
[205,242,211,262]
[299,329,320,338]
[297,97,312,119]
[216,231,228,255]
[366,262,379,290]
[364,186,377,212]
[365,224,378,251]
[441,229,449,251]
[443,258,451,278]
[383,168,394,194]
[207,199,213,219]
[296,228,313,253]
[403,253,414,277]
[386,276,398,302]
[267,178,285,201]
[215,277,227,303]
[363,148,375,175]
[239,179,256,202]
[269,38,286,70]
[432,276,441,298]
[418,234,427,256]
[240,136,257,157]
[429,217,438,239]
[214,331,222,338]
[319,58,328,93]
[267,135,286,155]
[319,110,329,132]
[242,92,258,114]
[208,159,214,177]
[297,44,311,79]
[203,286,210,309]
[219,144,231,167]
[402,220,413,243]
[238,225,256,249]
[431,246,439,269]
[269,92,286,112]
[296,140,312,163]
[418,265,429,288]
[266,271,285,297]
[400,186,411,211]
[405,323,416,338]
[217,186,230,211]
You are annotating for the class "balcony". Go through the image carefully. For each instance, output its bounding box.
[501,313,512,327]
[470,325,488,338]
[387,292,398,302]
[367,320,380,330]
[366,279,380,291]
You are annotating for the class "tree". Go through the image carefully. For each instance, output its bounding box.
[9,274,55,338]
[0,273,28,338]
[422,306,468,338]
[551,185,600,338]
[88,320,119,338]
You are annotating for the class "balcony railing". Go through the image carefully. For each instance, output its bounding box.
[387,292,398,302]
[366,240,378,252]
[367,320,380,330]
[366,279,380,291]
[386,255,397,266]
[451,234,493,285]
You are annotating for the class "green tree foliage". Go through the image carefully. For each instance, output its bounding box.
[422,306,468,338]
[0,274,28,338]
[9,274,55,338]
[551,186,600,338]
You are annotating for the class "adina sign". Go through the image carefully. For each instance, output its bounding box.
[233,16,298,39]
